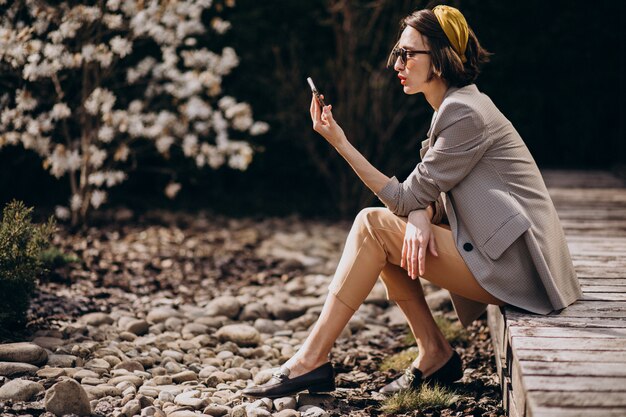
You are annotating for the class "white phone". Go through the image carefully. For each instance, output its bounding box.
[307,77,326,107]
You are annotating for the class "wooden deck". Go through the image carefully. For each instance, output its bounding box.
[488,170,626,417]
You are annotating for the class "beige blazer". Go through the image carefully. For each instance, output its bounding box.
[377,84,582,326]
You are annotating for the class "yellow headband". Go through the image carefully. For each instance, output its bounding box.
[432,5,469,63]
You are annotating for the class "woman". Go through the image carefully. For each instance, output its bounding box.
[243,5,581,398]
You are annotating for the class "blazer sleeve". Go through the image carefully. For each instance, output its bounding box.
[376,102,492,217]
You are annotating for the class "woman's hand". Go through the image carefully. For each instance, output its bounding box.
[310,94,347,148]
[402,209,439,279]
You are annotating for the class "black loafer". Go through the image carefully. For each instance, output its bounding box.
[242,362,335,398]
[379,350,463,394]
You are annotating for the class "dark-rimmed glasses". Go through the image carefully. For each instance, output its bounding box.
[391,47,431,66]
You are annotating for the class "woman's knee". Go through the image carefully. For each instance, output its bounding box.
[353,207,395,229]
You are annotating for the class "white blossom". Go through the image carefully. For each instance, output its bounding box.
[51,103,71,119]
[114,144,129,162]
[110,36,132,58]
[182,134,198,157]
[250,121,269,136]
[16,90,37,111]
[165,182,181,199]
[97,125,115,143]
[156,136,175,154]
[89,145,107,168]
[70,194,82,211]
[84,88,116,115]
[90,190,107,208]
[211,18,232,34]
[55,205,71,220]
[184,96,212,120]
[103,13,123,29]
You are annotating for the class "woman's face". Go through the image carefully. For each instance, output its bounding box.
[394,26,434,95]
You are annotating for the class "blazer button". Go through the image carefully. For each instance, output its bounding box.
[463,242,474,252]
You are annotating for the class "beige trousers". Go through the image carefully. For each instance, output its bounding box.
[328,207,505,310]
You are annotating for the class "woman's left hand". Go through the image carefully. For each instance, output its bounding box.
[402,209,439,279]
[310,94,347,148]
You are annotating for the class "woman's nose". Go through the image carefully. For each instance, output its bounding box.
[394,57,404,72]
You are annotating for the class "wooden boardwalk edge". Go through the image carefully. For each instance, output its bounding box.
[487,170,626,417]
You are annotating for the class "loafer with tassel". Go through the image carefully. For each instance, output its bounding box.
[242,362,335,398]
[379,350,463,394]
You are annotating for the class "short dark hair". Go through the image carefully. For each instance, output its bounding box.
[387,9,491,87]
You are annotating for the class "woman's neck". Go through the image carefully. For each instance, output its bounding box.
[424,79,450,111]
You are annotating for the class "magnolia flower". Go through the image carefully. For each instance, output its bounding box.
[90,190,107,208]
[165,182,181,199]
[89,145,107,168]
[70,194,82,211]
[250,121,270,136]
[110,36,132,57]
[84,88,116,115]
[51,103,71,119]
[97,125,115,143]
[211,17,232,34]
[156,136,175,154]
[55,205,71,220]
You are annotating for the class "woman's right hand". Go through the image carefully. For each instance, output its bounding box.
[402,209,438,279]
[310,94,347,149]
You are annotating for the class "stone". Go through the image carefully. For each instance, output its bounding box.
[267,303,307,321]
[182,322,209,336]
[426,289,452,311]
[0,342,47,365]
[158,390,175,402]
[274,397,297,411]
[167,411,199,417]
[239,302,269,321]
[248,408,272,417]
[109,374,144,387]
[47,353,78,367]
[82,384,122,400]
[125,319,150,335]
[146,307,180,324]
[381,305,406,327]
[296,394,333,408]
[114,360,145,372]
[80,312,114,326]
[253,368,277,385]
[121,399,141,417]
[44,379,91,416]
[0,378,45,401]
[36,367,66,378]
[205,295,241,319]
[203,404,231,416]
[0,361,38,376]
[31,336,65,351]
[85,358,111,370]
[297,406,329,417]
[253,318,281,335]
[216,324,261,347]
[153,375,172,385]
[273,411,301,417]
[74,369,100,381]
[171,370,197,383]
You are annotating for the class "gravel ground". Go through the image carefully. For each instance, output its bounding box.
[0,209,505,416]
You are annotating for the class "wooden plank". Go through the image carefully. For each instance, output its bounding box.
[530,406,626,417]
[522,375,626,391]
[519,361,626,377]
[506,302,626,318]
[511,337,626,351]
[516,349,626,363]
[580,292,626,301]
[507,315,626,328]
[509,326,626,339]
[528,391,626,407]
[579,279,626,285]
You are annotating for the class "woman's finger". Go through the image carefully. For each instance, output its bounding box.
[418,239,426,276]
[410,240,418,279]
[401,239,407,269]
[429,232,438,257]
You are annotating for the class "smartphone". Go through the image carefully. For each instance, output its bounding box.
[306,77,326,107]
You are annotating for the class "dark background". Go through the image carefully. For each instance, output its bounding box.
[1,0,624,220]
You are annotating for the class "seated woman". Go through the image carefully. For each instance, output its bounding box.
[243,4,581,398]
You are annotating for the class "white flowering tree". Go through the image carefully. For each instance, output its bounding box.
[0,0,268,226]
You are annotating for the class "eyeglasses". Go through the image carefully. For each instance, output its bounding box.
[391,47,431,66]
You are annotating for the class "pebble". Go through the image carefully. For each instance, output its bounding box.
[47,353,78,367]
[171,370,198,383]
[0,342,48,365]
[274,397,297,411]
[0,378,45,401]
[0,361,38,376]
[44,379,91,416]
[36,367,66,378]
[205,295,241,319]
[126,319,150,335]
[80,312,114,326]
[216,324,261,347]
[203,404,231,416]
[298,405,329,417]
[83,384,122,399]
[273,411,301,417]
[114,360,145,372]
[147,307,180,324]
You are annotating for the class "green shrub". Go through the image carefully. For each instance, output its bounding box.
[380,384,458,415]
[39,246,79,270]
[0,200,55,330]
[380,347,419,372]
[404,315,469,346]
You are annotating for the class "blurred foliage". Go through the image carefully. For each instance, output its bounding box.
[0,0,623,219]
[0,201,55,330]
[39,246,80,270]
[381,346,420,372]
[404,314,469,346]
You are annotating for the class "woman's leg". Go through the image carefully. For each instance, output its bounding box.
[284,207,502,378]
